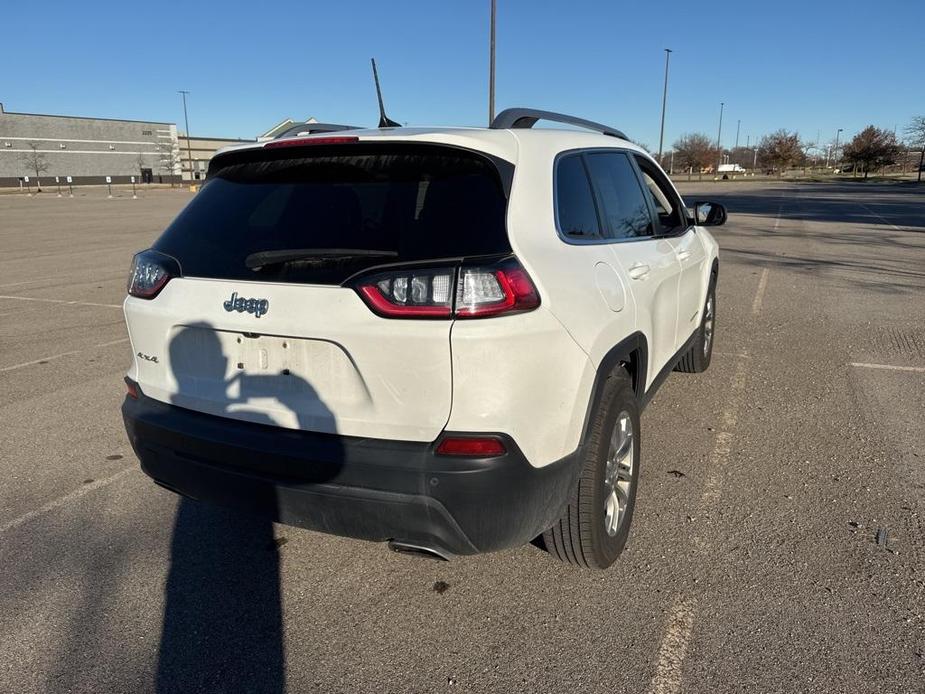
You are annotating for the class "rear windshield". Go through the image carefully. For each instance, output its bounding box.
[153,144,511,285]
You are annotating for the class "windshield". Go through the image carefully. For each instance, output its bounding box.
[153,144,511,285]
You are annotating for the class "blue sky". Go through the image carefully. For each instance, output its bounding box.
[2,0,922,149]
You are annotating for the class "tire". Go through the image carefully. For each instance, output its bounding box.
[542,371,640,569]
[676,276,716,374]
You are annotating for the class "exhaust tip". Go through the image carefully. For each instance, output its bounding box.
[387,540,451,561]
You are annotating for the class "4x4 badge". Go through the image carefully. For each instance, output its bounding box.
[223,291,269,318]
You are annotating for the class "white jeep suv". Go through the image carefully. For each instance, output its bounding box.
[122,109,723,569]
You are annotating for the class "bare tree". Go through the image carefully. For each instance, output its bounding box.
[157,141,182,187]
[842,126,900,179]
[672,133,719,179]
[136,151,149,176]
[758,130,802,175]
[905,116,925,182]
[20,142,49,190]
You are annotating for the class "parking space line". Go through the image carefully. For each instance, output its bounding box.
[0,279,46,289]
[0,294,121,309]
[856,202,902,232]
[0,337,130,373]
[646,352,751,692]
[0,467,135,535]
[849,362,925,373]
[647,596,697,694]
[0,351,81,373]
[751,268,769,315]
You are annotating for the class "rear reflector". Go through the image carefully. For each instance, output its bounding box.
[436,437,507,457]
[264,136,359,149]
[125,377,138,399]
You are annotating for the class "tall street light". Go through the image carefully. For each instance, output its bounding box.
[488,0,496,125]
[734,119,741,150]
[178,90,193,183]
[716,102,724,172]
[657,48,673,163]
[832,127,843,171]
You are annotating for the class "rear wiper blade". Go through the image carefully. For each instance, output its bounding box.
[245,248,398,270]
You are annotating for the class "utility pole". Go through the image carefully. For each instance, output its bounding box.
[488,0,496,125]
[657,48,673,162]
[734,119,740,150]
[918,136,925,183]
[832,127,843,171]
[178,90,193,184]
[716,102,724,173]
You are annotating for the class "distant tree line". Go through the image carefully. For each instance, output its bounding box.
[661,115,925,180]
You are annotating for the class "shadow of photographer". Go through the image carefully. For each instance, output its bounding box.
[156,323,342,692]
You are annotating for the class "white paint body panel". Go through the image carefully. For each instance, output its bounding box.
[125,126,719,469]
[124,278,453,441]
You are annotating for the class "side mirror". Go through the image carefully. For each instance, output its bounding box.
[693,202,727,227]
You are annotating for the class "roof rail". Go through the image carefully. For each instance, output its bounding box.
[274,122,361,140]
[490,108,627,140]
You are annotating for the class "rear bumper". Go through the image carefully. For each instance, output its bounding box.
[122,393,581,557]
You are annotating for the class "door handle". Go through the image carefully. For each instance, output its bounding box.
[677,250,692,261]
[628,263,650,280]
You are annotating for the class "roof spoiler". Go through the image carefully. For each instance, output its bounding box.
[490,108,627,140]
[273,122,361,140]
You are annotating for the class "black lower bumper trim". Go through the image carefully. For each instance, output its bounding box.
[122,393,581,557]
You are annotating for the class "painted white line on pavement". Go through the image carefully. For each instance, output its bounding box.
[0,294,121,309]
[0,279,46,289]
[849,362,925,373]
[751,268,770,315]
[646,353,751,693]
[0,351,81,372]
[700,355,750,507]
[96,337,130,348]
[773,203,783,230]
[857,202,902,232]
[647,597,697,694]
[0,337,130,373]
[0,467,135,535]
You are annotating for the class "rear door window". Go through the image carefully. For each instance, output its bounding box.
[153,144,511,285]
[584,152,654,240]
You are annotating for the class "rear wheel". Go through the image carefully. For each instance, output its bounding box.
[542,371,640,569]
[676,276,716,373]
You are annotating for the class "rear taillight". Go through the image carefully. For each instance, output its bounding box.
[357,269,454,318]
[127,250,179,299]
[455,262,540,317]
[352,258,540,320]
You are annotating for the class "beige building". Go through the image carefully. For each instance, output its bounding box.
[177,134,255,181]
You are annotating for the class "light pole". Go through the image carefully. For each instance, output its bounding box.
[832,127,843,172]
[488,0,496,125]
[178,90,193,184]
[734,119,741,150]
[657,48,672,163]
[716,102,724,173]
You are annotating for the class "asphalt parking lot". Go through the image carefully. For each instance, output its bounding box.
[1,180,923,693]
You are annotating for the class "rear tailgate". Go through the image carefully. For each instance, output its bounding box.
[125,279,451,441]
[124,140,512,442]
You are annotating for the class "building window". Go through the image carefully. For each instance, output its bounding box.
[142,130,152,136]
[59,143,67,149]
[109,144,116,150]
